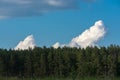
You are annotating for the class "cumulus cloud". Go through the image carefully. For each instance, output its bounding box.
[52,42,60,49]
[0,0,79,18]
[14,35,36,50]
[53,20,106,48]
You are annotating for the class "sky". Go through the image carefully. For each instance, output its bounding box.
[0,0,120,49]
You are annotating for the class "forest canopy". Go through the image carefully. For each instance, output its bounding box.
[0,45,120,78]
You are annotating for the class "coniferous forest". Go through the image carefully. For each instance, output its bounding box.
[0,45,120,79]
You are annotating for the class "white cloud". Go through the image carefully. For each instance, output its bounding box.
[69,20,106,48]
[14,35,36,50]
[52,42,60,49]
[53,20,106,48]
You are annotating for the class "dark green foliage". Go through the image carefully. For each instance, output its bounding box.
[0,45,120,79]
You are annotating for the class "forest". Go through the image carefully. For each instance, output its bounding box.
[0,45,120,80]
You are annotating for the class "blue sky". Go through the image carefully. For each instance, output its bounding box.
[0,0,120,49]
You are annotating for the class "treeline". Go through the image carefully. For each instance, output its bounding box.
[0,45,120,78]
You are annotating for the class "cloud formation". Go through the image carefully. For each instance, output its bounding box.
[53,20,106,48]
[14,35,36,50]
[0,0,79,18]
[52,42,60,49]
[0,0,96,18]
